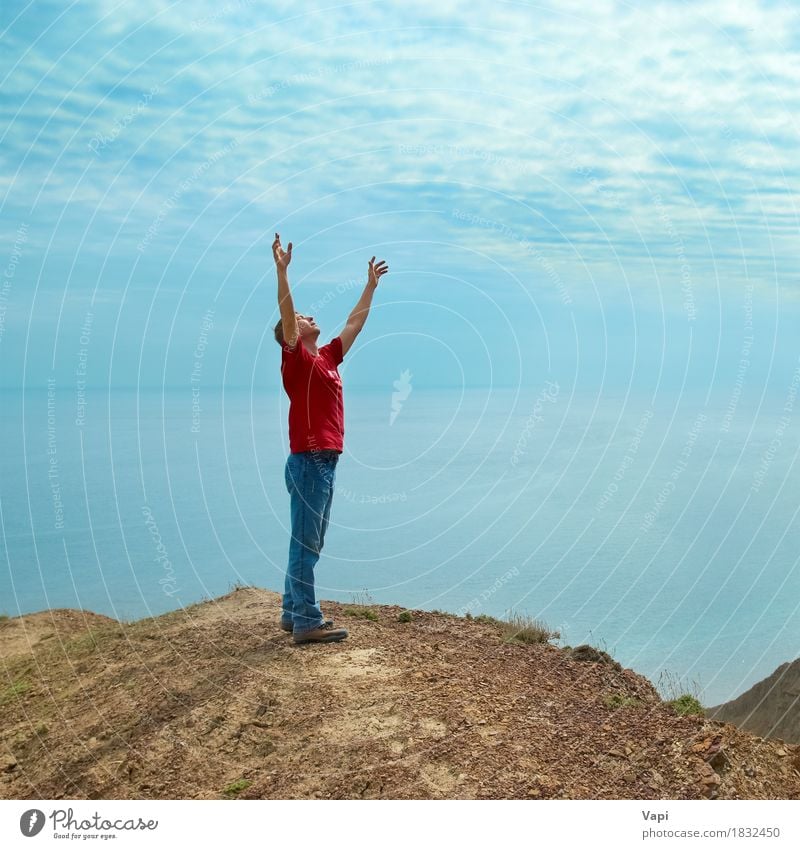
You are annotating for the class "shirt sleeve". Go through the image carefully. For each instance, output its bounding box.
[281,336,312,379]
[328,336,343,365]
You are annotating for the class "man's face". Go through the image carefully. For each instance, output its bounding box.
[296,312,320,339]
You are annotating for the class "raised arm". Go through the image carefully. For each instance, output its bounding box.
[339,256,389,357]
[273,232,298,347]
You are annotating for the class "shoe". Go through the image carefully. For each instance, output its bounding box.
[280,618,332,632]
[292,621,348,644]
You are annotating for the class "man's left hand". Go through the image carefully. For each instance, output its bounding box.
[368,256,389,287]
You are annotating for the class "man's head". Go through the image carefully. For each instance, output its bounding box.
[274,312,320,346]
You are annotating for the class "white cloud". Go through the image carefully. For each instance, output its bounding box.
[2,0,797,306]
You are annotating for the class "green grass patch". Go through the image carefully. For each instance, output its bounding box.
[64,632,101,656]
[474,613,502,626]
[344,590,380,620]
[60,626,127,659]
[666,694,704,716]
[429,609,460,618]
[222,779,251,797]
[604,693,642,710]
[397,610,413,623]
[0,679,31,706]
[344,608,379,621]
[656,669,704,714]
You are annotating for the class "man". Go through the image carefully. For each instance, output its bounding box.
[273,232,389,644]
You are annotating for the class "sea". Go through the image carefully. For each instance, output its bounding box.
[1,384,798,707]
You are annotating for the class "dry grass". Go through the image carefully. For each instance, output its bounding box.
[500,611,560,645]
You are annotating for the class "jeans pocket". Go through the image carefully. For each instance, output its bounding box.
[322,457,336,490]
[285,454,303,494]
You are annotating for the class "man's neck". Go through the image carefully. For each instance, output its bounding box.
[301,336,319,357]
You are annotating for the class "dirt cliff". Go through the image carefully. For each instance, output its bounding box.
[706,658,800,745]
[2,586,799,799]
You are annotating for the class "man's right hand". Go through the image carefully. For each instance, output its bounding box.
[272,232,292,270]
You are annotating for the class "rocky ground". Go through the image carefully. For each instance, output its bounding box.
[2,586,799,799]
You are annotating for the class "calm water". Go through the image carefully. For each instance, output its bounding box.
[1,384,798,706]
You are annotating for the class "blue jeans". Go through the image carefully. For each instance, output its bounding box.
[282,450,339,633]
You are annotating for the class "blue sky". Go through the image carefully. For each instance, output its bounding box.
[1,0,799,392]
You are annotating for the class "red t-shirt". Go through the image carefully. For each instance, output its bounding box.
[281,335,345,453]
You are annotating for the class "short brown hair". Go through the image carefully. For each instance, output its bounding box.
[274,318,285,346]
